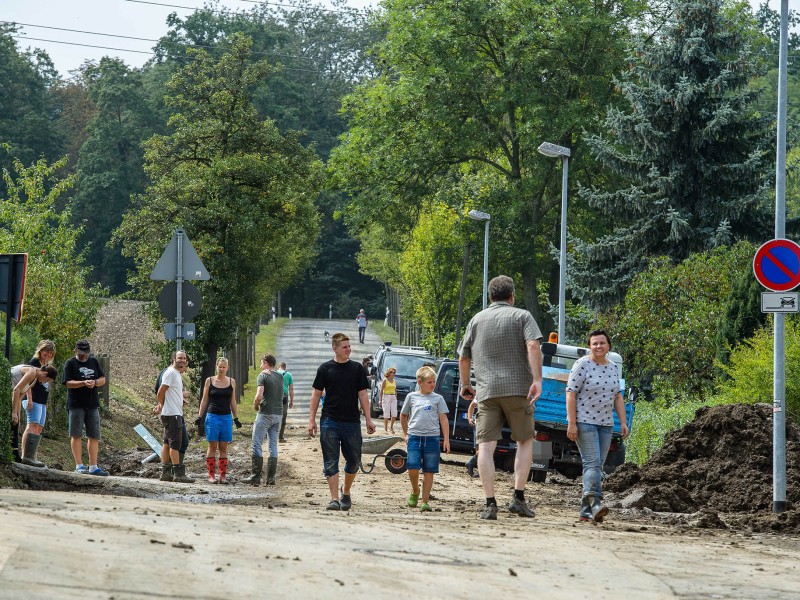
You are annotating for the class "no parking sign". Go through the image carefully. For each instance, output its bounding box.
[753,239,800,292]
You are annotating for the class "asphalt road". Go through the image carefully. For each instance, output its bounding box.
[277,318,383,416]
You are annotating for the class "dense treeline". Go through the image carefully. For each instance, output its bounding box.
[2,1,800,441]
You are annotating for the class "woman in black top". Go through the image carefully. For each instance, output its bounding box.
[198,357,238,483]
[21,340,55,467]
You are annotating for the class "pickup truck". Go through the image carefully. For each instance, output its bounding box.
[436,341,635,482]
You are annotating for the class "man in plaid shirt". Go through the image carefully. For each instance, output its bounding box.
[458,275,543,520]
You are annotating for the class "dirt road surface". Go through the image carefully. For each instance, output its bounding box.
[2,318,799,599]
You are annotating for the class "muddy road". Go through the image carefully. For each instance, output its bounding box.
[2,317,799,598]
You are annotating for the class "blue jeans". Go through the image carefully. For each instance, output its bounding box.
[576,422,612,498]
[252,413,281,458]
[320,417,362,478]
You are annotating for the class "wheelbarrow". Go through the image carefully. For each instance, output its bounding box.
[359,435,408,474]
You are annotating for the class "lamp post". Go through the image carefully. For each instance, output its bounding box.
[468,209,491,309]
[537,141,571,342]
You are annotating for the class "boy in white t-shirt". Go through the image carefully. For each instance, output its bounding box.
[400,366,450,512]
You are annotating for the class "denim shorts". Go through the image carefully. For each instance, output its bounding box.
[406,434,441,473]
[319,418,362,478]
[68,407,101,439]
[23,400,47,427]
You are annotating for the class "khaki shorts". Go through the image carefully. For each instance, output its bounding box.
[475,396,535,444]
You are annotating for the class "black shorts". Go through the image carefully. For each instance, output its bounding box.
[161,415,184,450]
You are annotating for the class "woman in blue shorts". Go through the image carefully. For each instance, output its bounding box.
[20,340,56,467]
[198,357,238,483]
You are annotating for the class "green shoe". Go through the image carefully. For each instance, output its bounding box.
[420,502,432,512]
[407,492,419,507]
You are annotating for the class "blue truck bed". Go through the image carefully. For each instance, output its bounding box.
[535,367,634,435]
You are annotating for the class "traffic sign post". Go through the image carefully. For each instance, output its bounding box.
[753,238,800,292]
[150,229,209,350]
[761,292,799,313]
[752,237,799,514]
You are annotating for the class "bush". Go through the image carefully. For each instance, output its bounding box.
[714,318,800,424]
[0,353,12,462]
[627,393,707,465]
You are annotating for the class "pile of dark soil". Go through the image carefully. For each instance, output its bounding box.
[607,403,800,531]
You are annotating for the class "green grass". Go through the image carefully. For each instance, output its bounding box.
[370,322,399,346]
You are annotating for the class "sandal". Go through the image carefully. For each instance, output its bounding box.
[407,492,419,508]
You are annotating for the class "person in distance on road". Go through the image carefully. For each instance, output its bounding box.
[400,366,450,512]
[308,333,376,511]
[243,354,284,486]
[63,339,109,476]
[198,357,240,484]
[566,329,629,523]
[276,362,294,443]
[154,350,194,483]
[379,367,398,434]
[459,275,543,520]
[355,309,368,344]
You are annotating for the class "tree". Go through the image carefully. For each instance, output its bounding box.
[115,35,322,375]
[0,26,63,175]
[614,242,754,399]
[154,1,385,316]
[329,0,643,332]
[399,203,474,356]
[71,58,160,294]
[573,0,772,309]
[0,153,105,354]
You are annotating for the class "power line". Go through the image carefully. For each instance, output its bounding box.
[4,21,317,61]
[119,0,371,17]
[10,35,326,74]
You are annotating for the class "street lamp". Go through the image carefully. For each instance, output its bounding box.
[537,141,571,343]
[468,209,491,309]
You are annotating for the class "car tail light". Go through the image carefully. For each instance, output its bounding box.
[535,432,550,442]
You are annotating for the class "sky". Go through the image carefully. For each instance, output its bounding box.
[2,0,376,77]
[0,0,795,77]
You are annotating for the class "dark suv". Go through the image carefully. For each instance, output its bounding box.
[369,344,437,418]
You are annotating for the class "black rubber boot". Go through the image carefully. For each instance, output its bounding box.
[172,463,194,484]
[160,463,174,482]
[465,455,478,478]
[587,494,609,523]
[579,495,592,521]
[22,433,46,468]
[266,457,278,485]
[242,456,263,486]
[279,403,288,443]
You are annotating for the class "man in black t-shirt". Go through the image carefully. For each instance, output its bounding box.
[62,339,108,476]
[308,332,376,511]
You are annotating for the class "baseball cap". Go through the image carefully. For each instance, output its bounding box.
[75,339,91,352]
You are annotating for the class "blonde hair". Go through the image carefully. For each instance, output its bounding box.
[34,340,55,364]
[385,367,396,376]
[216,357,229,373]
[416,366,436,382]
[331,333,349,348]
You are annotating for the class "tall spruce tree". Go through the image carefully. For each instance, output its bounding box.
[571,0,772,309]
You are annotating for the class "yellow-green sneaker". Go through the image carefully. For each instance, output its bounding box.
[407,492,419,507]
[420,502,432,512]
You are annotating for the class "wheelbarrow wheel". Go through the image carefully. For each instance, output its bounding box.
[385,449,408,474]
